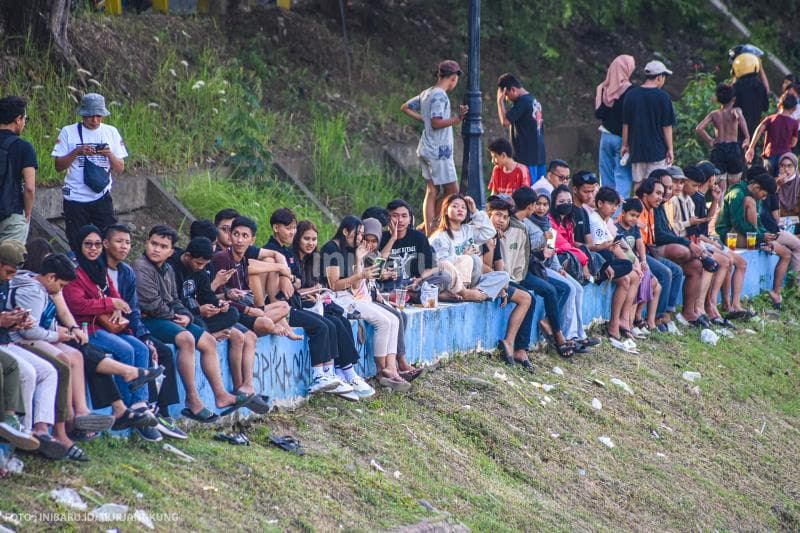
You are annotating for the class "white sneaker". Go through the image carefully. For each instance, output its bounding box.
[623,338,638,351]
[666,321,683,336]
[309,374,339,394]
[334,389,360,402]
[347,375,375,398]
[326,381,355,395]
[631,326,649,338]
[608,337,630,352]
[675,313,690,326]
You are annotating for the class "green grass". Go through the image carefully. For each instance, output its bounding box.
[2,308,799,530]
[172,171,338,243]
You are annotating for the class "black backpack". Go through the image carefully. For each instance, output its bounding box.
[0,135,21,219]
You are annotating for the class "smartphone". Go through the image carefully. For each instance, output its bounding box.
[373,257,386,275]
[95,143,108,151]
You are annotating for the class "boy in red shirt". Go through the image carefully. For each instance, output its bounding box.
[487,138,530,195]
[746,92,799,175]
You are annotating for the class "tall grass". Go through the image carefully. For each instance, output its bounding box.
[310,113,423,217]
[174,171,338,243]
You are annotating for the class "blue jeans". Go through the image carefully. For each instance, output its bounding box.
[647,256,683,316]
[521,273,566,337]
[599,131,633,200]
[89,330,150,406]
[508,282,536,351]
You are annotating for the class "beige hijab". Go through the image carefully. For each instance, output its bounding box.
[595,55,635,110]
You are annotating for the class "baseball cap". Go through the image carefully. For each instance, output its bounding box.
[0,240,26,266]
[683,166,707,184]
[697,160,721,180]
[644,60,673,76]
[438,60,462,77]
[666,166,686,179]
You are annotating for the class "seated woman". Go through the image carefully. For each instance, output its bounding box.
[11,254,162,457]
[770,152,800,287]
[293,220,375,397]
[716,167,790,309]
[549,186,592,282]
[637,173,708,328]
[321,216,410,393]
[63,225,164,442]
[428,194,509,301]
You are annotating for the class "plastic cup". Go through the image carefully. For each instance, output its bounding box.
[746,232,757,250]
[726,233,738,250]
[394,288,407,310]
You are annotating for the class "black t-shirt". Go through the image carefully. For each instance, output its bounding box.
[572,207,591,244]
[622,86,676,163]
[505,93,546,166]
[733,74,769,144]
[378,229,435,280]
[691,192,710,236]
[245,245,261,261]
[761,193,780,233]
[0,280,11,344]
[167,250,220,311]
[595,86,632,137]
[263,236,302,278]
[320,240,356,286]
[0,130,38,218]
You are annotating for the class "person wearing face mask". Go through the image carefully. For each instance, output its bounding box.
[322,216,409,393]
[549,186,591,282]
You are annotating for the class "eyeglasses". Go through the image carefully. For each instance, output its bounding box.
[576,172,598,185]
[550,171,570,182]
[83,241,103,249]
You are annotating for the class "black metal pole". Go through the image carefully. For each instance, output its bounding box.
[460,0,485,208]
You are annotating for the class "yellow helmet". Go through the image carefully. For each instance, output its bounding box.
[732,53,760,77]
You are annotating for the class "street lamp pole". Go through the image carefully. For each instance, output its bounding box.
[460,0,485,208]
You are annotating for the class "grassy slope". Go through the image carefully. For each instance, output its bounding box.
[2,294,798,531]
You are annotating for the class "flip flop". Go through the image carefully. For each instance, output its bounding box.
[219,393,256,417]
[214,432,250,446]
[66,444,90,462]
[34,434,69,460]
[68,429,99,442]
[268,435,304,455]
[127,366,164,392]
[73,414,115,432]
[399,368,425,382]
[180,407,220,424]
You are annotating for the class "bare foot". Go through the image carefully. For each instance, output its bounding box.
[214,392,239,409]
[458,288,487,301]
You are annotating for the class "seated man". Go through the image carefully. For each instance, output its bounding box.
[134,225,254,423]
[103,223,187,439]
[214,208,294,306]
[0,348,40,450]
[169,237,269,411]
[716,167,789,309]
[211,216,299,340]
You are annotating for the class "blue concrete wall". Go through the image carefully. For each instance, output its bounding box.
[156,250,779,418]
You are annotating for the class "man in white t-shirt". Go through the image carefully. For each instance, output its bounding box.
[52,93,128,250]
[531,159,570,194]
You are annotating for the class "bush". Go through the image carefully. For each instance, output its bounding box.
[674,72,718,165]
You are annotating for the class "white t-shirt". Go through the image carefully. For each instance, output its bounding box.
[107,266,119,290]
[588,209,612,245]
[531,176,553,194]
[51,122,128,202]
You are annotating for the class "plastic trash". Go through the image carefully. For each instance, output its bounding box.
[610,378,633,395]
[552,366,565,376]
[681,371,701,383]
[90,503,128,521]
[50,488,87,511]
[133,509,155,530]
[591,398,602,410]
[162,443,195,462]
[700,328,719,346]
[420,282,439,309]
[598,436,615,448]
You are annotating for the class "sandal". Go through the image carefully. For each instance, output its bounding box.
[180,407,220,424]
[514,359,535,373]
[66,444,90,462]
[268,435,305,455]
[68,429,99,442]
[399,368,425,382]
[378,375,411,393]
[73,414,115,432]
[554,342,574,359]
[34,434,69,460]
[219,392,257,417]
[112,408,157,431]
[126,366,165,392]
[245,395,271,415]
[497,340,515,365]
[214,432,250,446]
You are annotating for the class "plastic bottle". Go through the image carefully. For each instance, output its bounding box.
[81,322,89,338]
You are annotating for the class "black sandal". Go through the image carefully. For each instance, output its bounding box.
[497,340,515,365]
[112,408,157,431]
[180,407,220,424]
[66,444,90,462]
[554,342,574,359]
[268,435,305,455]
[219,393,257,417]
[126,366,164,392]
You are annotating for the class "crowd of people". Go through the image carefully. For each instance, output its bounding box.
[0,48,798,462]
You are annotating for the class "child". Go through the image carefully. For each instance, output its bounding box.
[401,60,468,235]
[670,166,705,238]
[487,138,531,195]
[616,198,662,334]
[746,92,799,176]
[695,83,750,187]
[589,186,640,351]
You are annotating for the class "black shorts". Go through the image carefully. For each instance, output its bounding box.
[596,249,633,282]
[202,307,241,333]
[238,313,257,331]
[710,142,744,175]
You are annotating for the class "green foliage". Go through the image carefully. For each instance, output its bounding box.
[674,72,718,165]
[173,170,337,243]
[310,114,423,217]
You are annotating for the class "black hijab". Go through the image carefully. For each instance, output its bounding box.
[73,224,108,289]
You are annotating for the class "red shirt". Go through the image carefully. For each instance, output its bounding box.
[488,163,530,195]
[761,113,799,157]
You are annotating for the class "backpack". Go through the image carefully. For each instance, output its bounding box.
[0,135,21,219]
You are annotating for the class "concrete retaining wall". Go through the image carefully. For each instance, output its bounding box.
[165,249,778,418]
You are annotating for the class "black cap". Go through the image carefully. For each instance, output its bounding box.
[683,166,707,184]
[697,160,721,179]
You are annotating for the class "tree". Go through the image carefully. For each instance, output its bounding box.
[0,0,79,69]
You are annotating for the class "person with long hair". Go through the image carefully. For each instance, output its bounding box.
[596,55,636,198]
[63,225,164,442]
[321,216,410,392]
[549,186,592,282]
[428,194,509,301]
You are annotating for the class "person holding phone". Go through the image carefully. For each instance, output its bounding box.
[52,93,127,251]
